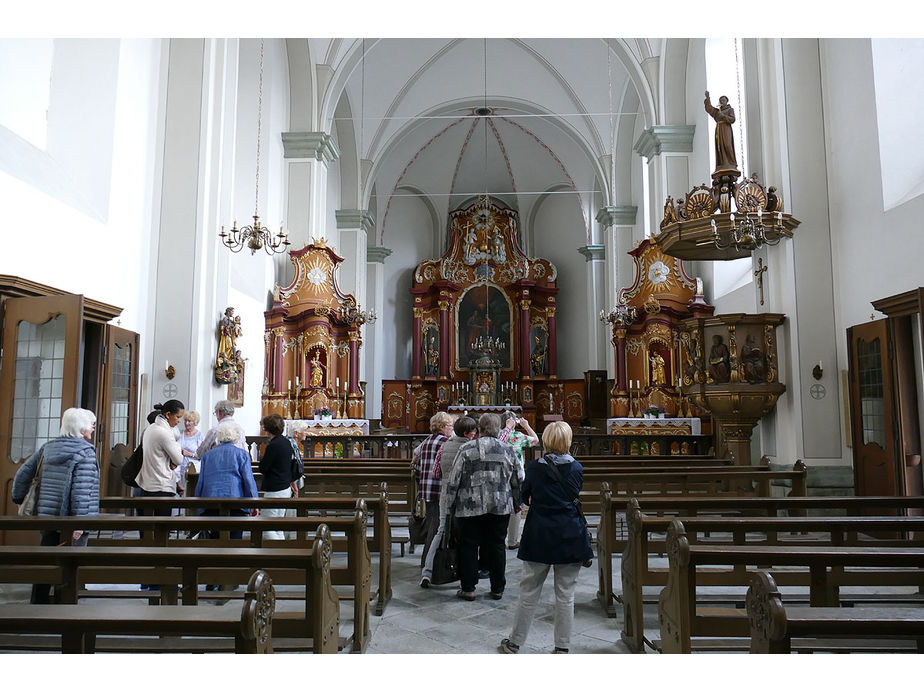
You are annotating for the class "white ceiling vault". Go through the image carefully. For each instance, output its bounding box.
[294,38,670,247]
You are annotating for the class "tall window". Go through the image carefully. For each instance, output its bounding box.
[706,38,751,299]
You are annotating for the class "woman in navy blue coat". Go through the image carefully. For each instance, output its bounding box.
[500,421,592,654]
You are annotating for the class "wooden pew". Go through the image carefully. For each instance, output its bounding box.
[101,490,393,617]
[658,519,924,653]
[0,526,341,653]
[616,499,924,652]
[0,569,276,654]
[746,570,924,653]
[0,508,372,653]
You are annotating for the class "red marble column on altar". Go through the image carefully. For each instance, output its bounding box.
[348,329,360,394]
[438,299,451,379]
[264,331,274,392]
[615,328,627,392]
[547,305,558,377]
[519,299,531,379]
[412,307,422,378]
[272,329,284,391]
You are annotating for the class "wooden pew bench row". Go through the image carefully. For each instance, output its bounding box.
[0,525,341,653]
[0,570,276,654]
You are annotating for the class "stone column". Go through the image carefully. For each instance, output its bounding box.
[578,244,606,370]
[282,132,339,249]
[597,205,638,380]
[365,246,391,420]
[335,209,373,303]
[633,125,696,236]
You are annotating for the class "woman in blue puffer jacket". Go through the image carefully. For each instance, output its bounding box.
[12,407,100,603]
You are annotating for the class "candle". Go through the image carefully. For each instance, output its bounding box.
[295,376,299,389]
[288,380,292,390]
[336,377,340,387]
[165,360,169,372]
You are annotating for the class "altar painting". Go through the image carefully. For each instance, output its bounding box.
[456,284,512,369]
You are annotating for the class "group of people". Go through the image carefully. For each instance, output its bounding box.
[11,398,593,653]
[412,410,593,654]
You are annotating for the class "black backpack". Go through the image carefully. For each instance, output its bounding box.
[120,442,144,488]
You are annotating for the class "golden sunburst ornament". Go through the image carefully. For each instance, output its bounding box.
[304,256,330,296]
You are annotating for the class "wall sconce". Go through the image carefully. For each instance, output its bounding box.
[165,361,176,380]
[812,360,823,381]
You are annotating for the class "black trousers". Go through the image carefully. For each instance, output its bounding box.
[457,513,509,593]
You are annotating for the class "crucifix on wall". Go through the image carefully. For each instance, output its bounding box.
[754,257,768,306]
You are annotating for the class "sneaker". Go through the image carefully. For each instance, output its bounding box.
[456,589,475,601]
[478,568,490,579]
[507,543,519,550]
[552,647,569,654]
[419,576,431,589]
[500,638,519,654]
[489,590,504,600]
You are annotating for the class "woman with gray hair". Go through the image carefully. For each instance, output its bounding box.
[12,407,100,603]
[195,420,259,540]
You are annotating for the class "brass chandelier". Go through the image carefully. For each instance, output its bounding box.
[220,39,291,256]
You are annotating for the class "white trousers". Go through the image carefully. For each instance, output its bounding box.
[421,514,448,580]
[260,487,292,540]
[508,560,581,651]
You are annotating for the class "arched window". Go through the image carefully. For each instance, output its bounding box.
[706,38,751,299]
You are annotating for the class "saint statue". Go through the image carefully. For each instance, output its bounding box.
[214,307,243,384]
[704,91,738,175]
[707,334,731,384]
[530,334,548,376]
[660,196,679,229]
[649,352,666,386]
[309,349,325,388]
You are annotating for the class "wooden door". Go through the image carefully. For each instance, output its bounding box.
[0,294,84,542]
[97,326,140,497]
[847,319,902,499]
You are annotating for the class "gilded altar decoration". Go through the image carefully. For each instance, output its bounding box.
[215,307,244,384]
[605,237,713,417]
[262,241,369,421]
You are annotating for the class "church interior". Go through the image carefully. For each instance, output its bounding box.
[1,22,924,664]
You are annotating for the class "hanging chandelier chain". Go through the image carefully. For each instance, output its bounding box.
[254,38,265,218]
[733,38,744,174]
[607,40,615,204]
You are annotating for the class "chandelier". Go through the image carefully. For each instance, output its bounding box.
[599,302,637,327]
[220,39,291,256]
[337,304,378,326]
[711,209,791,252]
[471,334,505,356]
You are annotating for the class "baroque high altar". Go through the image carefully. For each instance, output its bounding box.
[261,240,369,421]
[383,196,579,432]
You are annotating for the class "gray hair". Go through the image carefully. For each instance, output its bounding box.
[214,400,236,417]
[216,420,244,444]
[59,408,96,438]
[287,420,309,437]
[478,413,501,437]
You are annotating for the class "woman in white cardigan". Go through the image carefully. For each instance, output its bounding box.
[135,399,185,514]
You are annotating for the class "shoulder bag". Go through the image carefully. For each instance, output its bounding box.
[430,514,459,585]
[544,454,594,567]
[18,453,45,516]
[120,442,144,488]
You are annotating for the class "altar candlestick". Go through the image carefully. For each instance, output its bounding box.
[296,376,300,389]
[288,380,292,390]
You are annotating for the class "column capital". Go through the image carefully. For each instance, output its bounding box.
[367,246,392,264]
[596,205,638,228]
[335,209,376,234]
[633,125,696,159]
[578,244,606,262]
[281,131,340,163]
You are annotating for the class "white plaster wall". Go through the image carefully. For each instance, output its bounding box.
[380,196,433,380]
[0,39,163,336]
[532,193,592,380]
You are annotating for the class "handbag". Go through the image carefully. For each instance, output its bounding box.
[120,442,144,488]
[544,454,594,568]
[430,514,459,585]
[288,437,305,490]
[18,453,45,516]
[409,495,429,545]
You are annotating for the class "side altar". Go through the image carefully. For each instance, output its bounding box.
[382,196,588,432]
[262,240,371,421]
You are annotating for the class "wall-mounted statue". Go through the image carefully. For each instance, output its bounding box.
[530,332,548,377]
[649,351,667,385]
[215,307,243,384]
[423,327,440,377]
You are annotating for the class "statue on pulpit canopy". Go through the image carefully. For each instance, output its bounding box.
[704,91,738,173]
[649,352,666,385]
[310,349,325,388]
